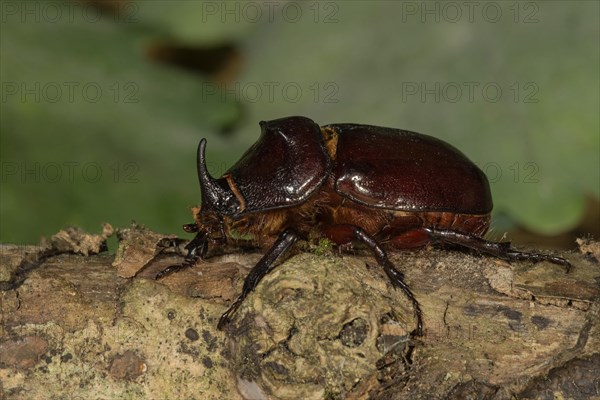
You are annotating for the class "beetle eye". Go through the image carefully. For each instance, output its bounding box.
[199,190,240,216]
[216,193,240,213]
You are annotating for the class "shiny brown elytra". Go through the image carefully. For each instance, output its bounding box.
[158,116,571,337]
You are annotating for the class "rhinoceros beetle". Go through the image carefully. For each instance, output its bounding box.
[158,116,571,337]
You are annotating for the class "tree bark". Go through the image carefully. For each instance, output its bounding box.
[1,226,599,400]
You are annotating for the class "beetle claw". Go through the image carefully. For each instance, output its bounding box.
[425,228,572,273]
[505,250,572,272]
[155,264,182,280]
[155,233,206,280]
[155,256,198,280]
[217,296,244,330]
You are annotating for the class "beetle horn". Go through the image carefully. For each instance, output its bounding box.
[196,139,239,214]
[197,138,213,190]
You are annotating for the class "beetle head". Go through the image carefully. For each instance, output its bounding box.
[196,138,240,217]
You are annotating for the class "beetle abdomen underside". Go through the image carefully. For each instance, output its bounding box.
[314,187,491,249]
[416,211,490,236]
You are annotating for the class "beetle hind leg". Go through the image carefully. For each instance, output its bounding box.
[352,227,423,337]
[424,228,571,271]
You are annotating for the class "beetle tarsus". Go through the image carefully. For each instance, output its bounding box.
[217,297,242,330]
[155,257,198,280]
[216,229,298,330]
[155,232,207,280]
[352,227,423,337]
[504,250,572,272]
[425,228,572,272]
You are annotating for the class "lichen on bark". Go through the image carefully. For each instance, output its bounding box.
[1,226,599,399]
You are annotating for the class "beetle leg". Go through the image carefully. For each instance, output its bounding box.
[352,227,423,337]
[155,232,208,279]
[424,228,572,271]
[217,229,298,330]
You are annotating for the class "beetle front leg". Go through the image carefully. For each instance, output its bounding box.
[352,227,423,337]
[155,232,208,279]
[424,228,572,271]
[217,229,298,330]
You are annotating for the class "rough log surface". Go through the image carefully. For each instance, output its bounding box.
[0,226,599,400]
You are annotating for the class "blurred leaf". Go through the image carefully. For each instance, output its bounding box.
[2,1,598,243]
[1,1,239,243]
[233,1,599,234]
[133,0,258,44]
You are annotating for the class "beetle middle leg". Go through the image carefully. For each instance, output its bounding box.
[424,227,572,271]
[348,227,424,337]
[217,229,298,330]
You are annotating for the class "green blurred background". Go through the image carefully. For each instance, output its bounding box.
[1,1,598,248]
